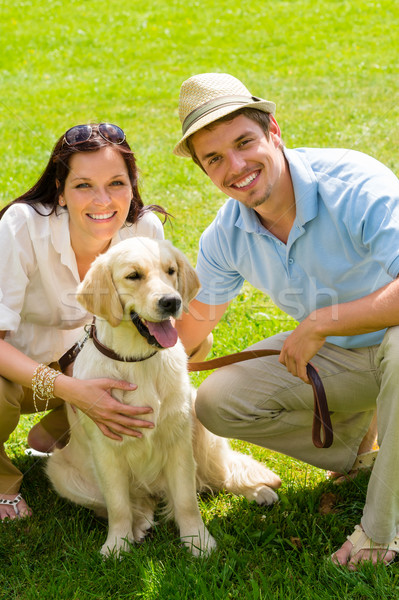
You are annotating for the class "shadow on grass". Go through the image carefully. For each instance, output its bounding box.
[0,456,398,600]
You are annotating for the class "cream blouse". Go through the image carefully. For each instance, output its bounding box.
[0,203,164,364]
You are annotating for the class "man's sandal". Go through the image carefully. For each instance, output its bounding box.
[330,449,378,484]
[0,494,23,517]
[346,525,399,565]
[351,449,378,471]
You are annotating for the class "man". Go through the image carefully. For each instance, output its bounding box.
[173,73,399,568]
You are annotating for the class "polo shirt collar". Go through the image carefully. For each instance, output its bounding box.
[234,147,319,234]
[285,147,319,226]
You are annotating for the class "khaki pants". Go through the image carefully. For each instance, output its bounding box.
[195,326,399,544]
[0,363,69,494]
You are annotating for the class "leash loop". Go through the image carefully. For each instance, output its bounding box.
[189,349,333,449]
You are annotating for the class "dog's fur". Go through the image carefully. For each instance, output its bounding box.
[46,237,281,557]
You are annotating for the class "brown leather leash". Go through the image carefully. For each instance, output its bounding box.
[189,349,333,449]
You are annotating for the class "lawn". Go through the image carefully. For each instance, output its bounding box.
[1,0,399,598]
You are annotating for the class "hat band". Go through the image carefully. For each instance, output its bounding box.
[182,95,261,135]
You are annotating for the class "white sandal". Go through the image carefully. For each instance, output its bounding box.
[0,493,23,516]
[330,449,379,484]
[347,525,399,564]
[351,450,378,471]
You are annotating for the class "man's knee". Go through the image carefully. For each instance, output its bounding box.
[195,372,231,437]
[377,326,399,369]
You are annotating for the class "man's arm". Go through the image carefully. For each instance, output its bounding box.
[280,277,399,383]
[176,299,229,355]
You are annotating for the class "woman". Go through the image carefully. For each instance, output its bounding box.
[0,123,168,520]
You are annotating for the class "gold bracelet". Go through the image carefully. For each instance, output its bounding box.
[31,364,61,412]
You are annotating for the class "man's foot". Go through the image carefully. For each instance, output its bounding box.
[328,412,378,483]
[327,449,379,485]
[327,469,363,484]
[0,494,32,521]
[332,525,398,569]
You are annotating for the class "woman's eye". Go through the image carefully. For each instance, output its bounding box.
[110,180,124,186]
[75,182,90,189]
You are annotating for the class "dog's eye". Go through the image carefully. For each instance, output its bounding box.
[126,272,142,280]
[167,267,176,276]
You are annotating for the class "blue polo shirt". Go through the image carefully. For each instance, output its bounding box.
[195,147,399,349]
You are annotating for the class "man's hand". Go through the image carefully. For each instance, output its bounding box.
[279,316,326,383]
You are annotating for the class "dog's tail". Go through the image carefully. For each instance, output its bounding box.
[192,417,281,506]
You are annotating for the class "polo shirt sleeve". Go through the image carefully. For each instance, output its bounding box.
[195,221,244,305]
[347,156,399,278]
[0,207,36,332]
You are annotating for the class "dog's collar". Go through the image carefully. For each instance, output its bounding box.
[88,318,158,363]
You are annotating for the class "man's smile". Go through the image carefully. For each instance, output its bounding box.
[230,169,261,190]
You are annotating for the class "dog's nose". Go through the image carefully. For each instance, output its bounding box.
[158,295,182,314]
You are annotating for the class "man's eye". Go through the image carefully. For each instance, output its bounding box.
[209,156,221,166]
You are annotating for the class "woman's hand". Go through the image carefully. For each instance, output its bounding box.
[54,375,154,441]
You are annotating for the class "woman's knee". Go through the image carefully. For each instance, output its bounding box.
[0,377,25,445]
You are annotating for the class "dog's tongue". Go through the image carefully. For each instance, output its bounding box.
[144,319,178,348]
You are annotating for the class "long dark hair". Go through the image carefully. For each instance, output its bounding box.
[0,124,169,224]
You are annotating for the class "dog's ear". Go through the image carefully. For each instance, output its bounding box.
[172,247,201,311]
[76,256,124,327]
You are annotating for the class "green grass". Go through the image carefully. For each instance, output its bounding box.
[1,0,399,597]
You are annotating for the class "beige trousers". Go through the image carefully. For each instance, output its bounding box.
[195,327,399,544]
[0,363,69,494]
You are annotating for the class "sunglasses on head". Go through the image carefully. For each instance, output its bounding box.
[63,123,126,146]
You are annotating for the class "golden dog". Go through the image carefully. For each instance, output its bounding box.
[46,237,280,557]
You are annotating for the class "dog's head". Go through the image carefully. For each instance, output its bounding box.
[76,237,200,349]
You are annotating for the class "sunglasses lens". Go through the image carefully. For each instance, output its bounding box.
[98,123,125,144]
[64,125,92,146]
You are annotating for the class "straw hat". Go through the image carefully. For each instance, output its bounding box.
[173,73,276,157]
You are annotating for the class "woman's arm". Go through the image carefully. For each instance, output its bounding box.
[0,333,153,440]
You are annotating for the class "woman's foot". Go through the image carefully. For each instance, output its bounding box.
[0,494,32,521]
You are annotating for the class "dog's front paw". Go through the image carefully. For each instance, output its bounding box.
[181,526,217,557]
[243,484,279,506]
[100,533,133,558]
